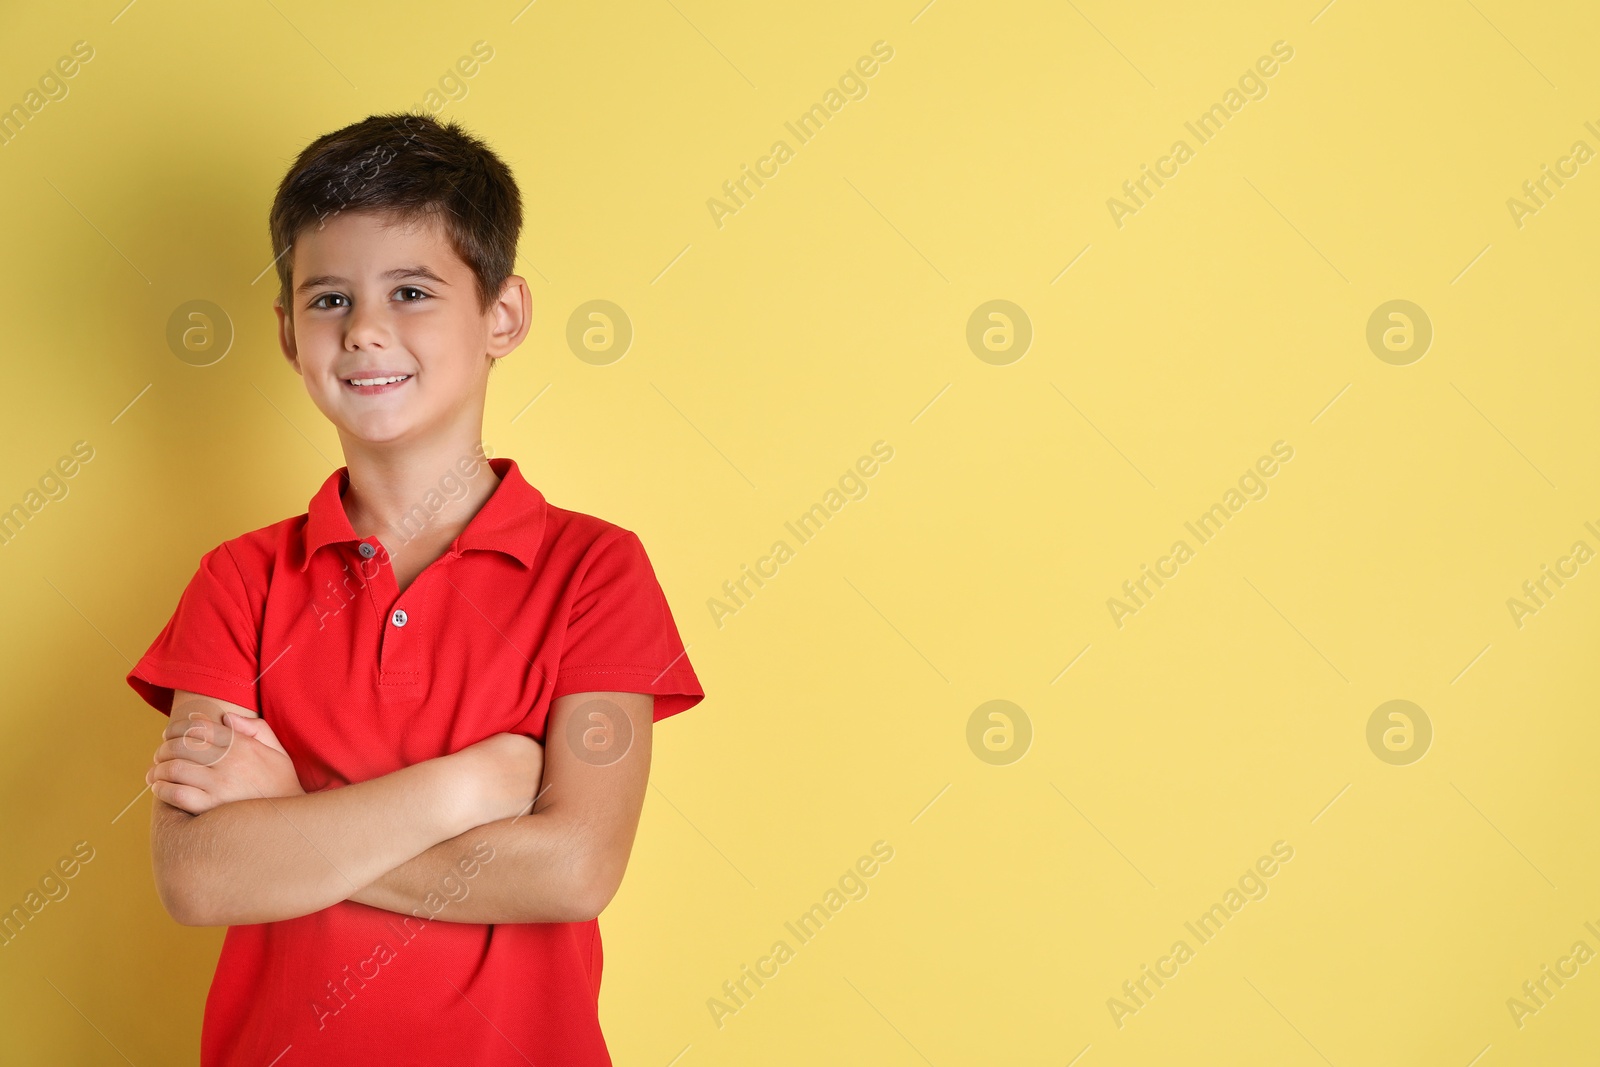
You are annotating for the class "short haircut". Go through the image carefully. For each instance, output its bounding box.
[267,112,522,322]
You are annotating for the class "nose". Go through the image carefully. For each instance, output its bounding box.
[344,298,391,351]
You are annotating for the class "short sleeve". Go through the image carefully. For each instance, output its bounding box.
[126,542,262,717]
[552,530,704,722]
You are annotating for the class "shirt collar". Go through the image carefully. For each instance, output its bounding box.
[299,456,546,572]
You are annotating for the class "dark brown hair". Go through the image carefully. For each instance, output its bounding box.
[267,112,522,323]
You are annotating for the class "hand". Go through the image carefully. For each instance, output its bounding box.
[148,711,306,816]
[448,732,545,826]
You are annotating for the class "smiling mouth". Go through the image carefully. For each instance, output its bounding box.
[343,374,412,394]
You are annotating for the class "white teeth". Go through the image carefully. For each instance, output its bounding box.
[346,375,409,387]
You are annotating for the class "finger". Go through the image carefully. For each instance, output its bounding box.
[187,715,237,752]
[163,715,234,753]
[162,709,219,740]
[162,717,204,743]
[154,736,226,766]
[151,779,215,815]
[224,713,285,754]
[234,713,277,743]
[151,758,216,789]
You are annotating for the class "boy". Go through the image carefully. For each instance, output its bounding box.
[126,113,704,1065]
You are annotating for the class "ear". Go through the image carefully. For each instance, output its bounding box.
[273,298,301,374]
[486,275,531,360]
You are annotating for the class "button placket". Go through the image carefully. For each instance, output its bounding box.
[380,563,438,689]
[354,539,404,676]
[372,546,451,693]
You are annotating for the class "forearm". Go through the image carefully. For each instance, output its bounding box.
[153,759,472,926]
[348,811,597,924]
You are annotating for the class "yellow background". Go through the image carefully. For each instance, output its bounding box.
[1,0,1597,1063]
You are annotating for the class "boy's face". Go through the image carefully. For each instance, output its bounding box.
[273,209,527,448]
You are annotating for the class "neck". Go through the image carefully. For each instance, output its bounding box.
[337,433,500,556]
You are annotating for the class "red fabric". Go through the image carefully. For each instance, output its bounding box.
[126,456,703,1066]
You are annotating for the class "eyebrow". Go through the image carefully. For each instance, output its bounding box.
[295,266,450,293]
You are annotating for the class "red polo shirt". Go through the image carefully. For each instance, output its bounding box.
[126,455,704,1066]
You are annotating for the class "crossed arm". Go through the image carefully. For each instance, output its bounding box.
[147,689,654,927]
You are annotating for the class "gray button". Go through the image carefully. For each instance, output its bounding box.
[391,608,408,627]
[358,542,376,559]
